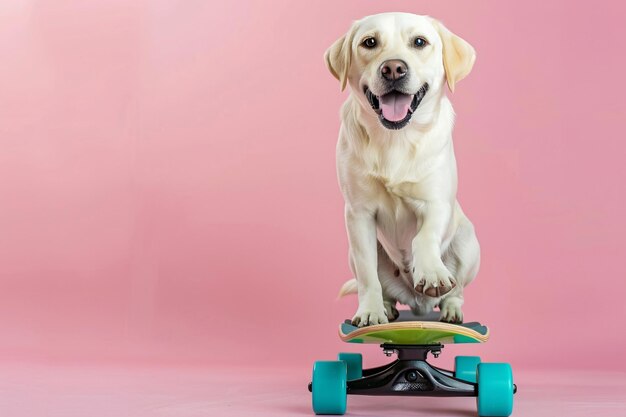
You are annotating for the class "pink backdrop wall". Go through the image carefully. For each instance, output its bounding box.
[1,1,625,371]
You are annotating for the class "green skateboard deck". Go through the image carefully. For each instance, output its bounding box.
[339,310,489,345]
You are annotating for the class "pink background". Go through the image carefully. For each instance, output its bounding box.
[1,0,625,380]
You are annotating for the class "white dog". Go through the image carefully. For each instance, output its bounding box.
[327,13,480,326]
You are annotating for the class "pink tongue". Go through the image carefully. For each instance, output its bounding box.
[380,93,413,122]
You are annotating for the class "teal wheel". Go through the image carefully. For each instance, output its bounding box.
[454,356,481,383]
[338,353,363,380]
[477,363,514,417]
[311,361,347,415]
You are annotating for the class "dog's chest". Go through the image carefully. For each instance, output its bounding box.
[363,143,431,201]
[374,180,422,265]
[369,171,427,259]
[360,143,432,256]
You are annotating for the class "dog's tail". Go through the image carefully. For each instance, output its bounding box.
[337,278,358,299]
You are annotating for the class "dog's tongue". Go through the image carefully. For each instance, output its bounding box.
[380,93,413,122]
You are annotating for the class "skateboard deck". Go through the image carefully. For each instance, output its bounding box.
[339,310,489,345]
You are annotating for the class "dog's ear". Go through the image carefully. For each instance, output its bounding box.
[432,20,476,93]
[324,25,356,91]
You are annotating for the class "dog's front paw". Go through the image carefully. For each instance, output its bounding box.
[352,305,389,327]
[413,262,456,297]
[439,302,463,323]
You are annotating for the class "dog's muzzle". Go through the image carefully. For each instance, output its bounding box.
[364,83,429,130]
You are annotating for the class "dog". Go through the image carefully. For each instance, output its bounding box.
[326,13,480,326]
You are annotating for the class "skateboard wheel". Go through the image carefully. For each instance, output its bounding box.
[476,363,514,417]
[454,356,481,383]
[337,353,362,380]
[311,361,347,415]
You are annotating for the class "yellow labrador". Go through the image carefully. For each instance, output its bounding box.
[327,13,479,326]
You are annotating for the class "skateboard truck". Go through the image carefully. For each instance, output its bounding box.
[382,343,443,359]
[309,343,476,398]
[309,342,517,397]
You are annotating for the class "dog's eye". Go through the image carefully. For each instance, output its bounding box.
[362,37,377,49]
[414,37,428,48]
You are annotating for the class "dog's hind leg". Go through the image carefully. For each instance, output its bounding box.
[383,298,399,322]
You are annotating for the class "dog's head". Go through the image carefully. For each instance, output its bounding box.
[325,13,475,130]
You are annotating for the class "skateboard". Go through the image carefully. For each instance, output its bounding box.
[308,310,516,416]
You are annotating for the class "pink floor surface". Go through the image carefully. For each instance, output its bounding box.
[1,362,624,417]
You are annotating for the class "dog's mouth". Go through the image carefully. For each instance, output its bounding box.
[364,83,429,130]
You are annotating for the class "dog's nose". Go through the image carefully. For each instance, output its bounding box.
[380,60,408,81]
